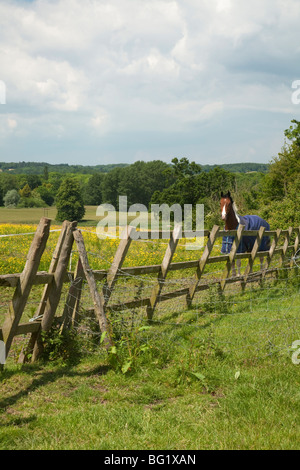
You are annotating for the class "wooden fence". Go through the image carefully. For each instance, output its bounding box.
[0,218,299,365]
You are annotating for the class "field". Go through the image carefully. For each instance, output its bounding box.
[1,213,300,450]
[0,205,159,227]
[0,206,99,226]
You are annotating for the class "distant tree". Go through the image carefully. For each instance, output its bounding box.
[101,167,123,208]
[83,173,103,205]
[34,184,55,206]
[3,189,20,208]
[43,165,49,181]
[19,183,32,198]
[150,159,235,229]
[17,175,41,190]
[117,160,172,207]
[56,178,85,222]
[0,173,17,206]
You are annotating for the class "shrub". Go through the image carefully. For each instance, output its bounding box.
[3,189,20,208]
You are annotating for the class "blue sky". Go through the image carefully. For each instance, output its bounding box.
[0,0,300,166]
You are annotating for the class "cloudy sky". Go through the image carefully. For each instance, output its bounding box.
[0,0,300,166]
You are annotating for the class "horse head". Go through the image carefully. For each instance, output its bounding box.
[220,191,233,221]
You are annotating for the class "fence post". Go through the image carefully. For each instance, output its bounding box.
[147,224,181,321]
[73,229,112,349]
[31,220,77,362]
[19,221,70,362]
[103,225,135,307]
[60,257,84,332]
[186,225,219,307]
[220,224,244,291]
[291,227,300,268]
[261,228,281,279]
[279,227,293,267]
[1,218,51,362]
[242,226,265,286]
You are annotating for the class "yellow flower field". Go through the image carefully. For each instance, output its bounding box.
[0,223,209,275]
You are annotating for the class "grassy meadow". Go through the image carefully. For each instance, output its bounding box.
[0,205,99,226]
[0,210,300,450]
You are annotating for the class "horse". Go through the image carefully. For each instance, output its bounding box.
[220,191,270,276]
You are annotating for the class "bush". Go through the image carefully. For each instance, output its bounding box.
[3,189,20,208]
[18,197,45,208]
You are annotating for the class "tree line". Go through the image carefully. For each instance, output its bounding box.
[0,119,299,228]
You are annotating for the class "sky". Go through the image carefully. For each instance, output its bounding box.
[0,0,300,166]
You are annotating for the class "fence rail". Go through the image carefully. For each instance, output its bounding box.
[0,219,299,365]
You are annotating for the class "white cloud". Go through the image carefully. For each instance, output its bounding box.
[0,0,299,164]
[7,118,18,129]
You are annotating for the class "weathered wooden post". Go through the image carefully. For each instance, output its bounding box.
[291,227,300,269]
[241,225,266,288]
[19,221,70,362]
[146,224,181,321]
[220,224,244,291]
[31,220,77,361]
[186,225,219,307]
[60,257,84,332]
[103,225,135,307]
[73,228,112,349]
[2,217,51,363]
[279,227,293,267]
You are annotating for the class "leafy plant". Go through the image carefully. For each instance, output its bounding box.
[41,325,82,365]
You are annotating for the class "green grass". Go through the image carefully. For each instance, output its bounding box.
[1,345,299,450]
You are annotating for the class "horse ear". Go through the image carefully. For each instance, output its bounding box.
[221,191,224,198]
[227,191,231,197]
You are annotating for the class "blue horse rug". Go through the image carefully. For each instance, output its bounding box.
[221,215,270,254]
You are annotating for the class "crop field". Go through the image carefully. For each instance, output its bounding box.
[1,218,300,450]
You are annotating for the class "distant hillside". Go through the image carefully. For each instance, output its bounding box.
[201,162,269,173]
[0,161,269,175]
[0,162,128,175]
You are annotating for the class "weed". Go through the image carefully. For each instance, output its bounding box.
[41,325,82,365]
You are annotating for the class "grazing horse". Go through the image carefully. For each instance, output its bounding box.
[220,191,270,276]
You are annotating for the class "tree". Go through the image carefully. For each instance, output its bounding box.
[262,126,300,202]
[259,119,300,228]
[150,158,235,229]
[0,173,17,206]
[83,173,103,205]
[43,165,49,181]
[35,184,55,206]
[3,189,20,208]
[101,167,123,208]
[284,119,300,149]
[117,160,171,207]
[19,183,32,198]
[56,178,85,222]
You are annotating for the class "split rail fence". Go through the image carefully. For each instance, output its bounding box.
[0,217,299,365]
